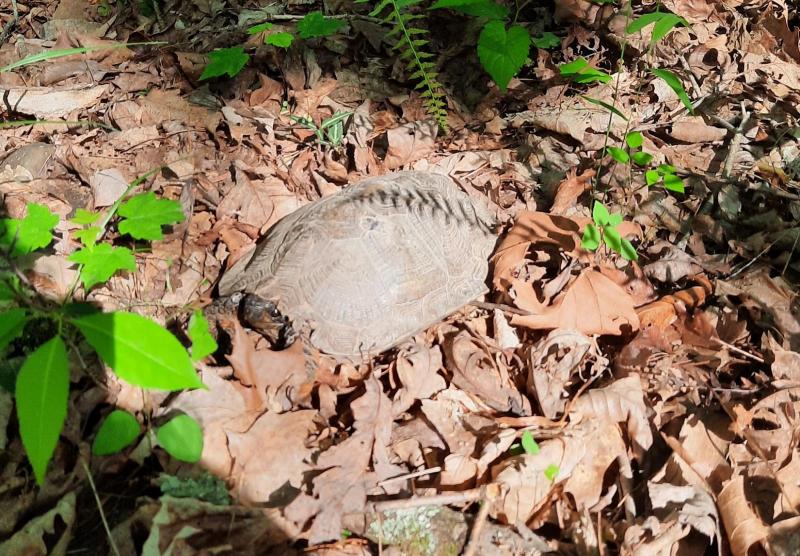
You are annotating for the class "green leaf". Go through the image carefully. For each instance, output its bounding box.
[544,463,559,482]
[477,21,531,92]
[559,57,612,84]
[645,169,660,186]
[73,227,102,246]
[297,11,345,39]
[620,238,639,261]
[658,163,677,174]
[632,151,654,166]
[430,0,509,19]
[521,430,540,455]
[68,243,137,291]
[663,172,686,193]
[156,414,203,463]
[607,146,630,164]
[607,213,623,227]
[247,22,273,34]
[651,13,687,44]
[581,223,601,251]
[592,201,611,227]
[199,47,250,80]
[603,226,623,253]
[72,311,204,391]
[0,308,27,351]
[188,310,217,361]
[70,208,102,225]
[625,131,643,149]
[651,68,693,113]
[0,203,59,256]
[118,192,185,241]
[582,96,628,120]
[625,11,669,35]
[92,410,141,456]
[532,32,560,50]
[15,336,69,485]
[266,32,294,48]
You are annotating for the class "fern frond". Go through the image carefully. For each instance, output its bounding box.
[362,0,449,132]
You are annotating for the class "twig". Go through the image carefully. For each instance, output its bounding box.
[367,486,486,513]
[470,300,531,316]
[709,337,764,364]
[462,489,493,556]
[81,460,121,556]
[722,101,751,180]
[377,466,441,487]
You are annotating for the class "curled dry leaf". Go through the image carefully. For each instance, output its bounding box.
[550,168,595,215]
[445,331,531,415]
[571,375,653,452]
[528,329,593,419]
[392,342,446,415]
[718,475,772,556]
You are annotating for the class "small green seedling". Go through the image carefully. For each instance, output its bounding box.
[289,111,353,148]
[606,131,653,167]
[646,163,685,193]
[544,464,560,482]
[581,201,638,261]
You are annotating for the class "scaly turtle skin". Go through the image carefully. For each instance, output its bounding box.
[214,171,498,358]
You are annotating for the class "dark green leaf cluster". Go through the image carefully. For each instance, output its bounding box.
[360,0,448,131]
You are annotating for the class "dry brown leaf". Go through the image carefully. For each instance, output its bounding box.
[528,330,593,419]
[0,85,109,119]
[392,342,446,415]
[571,375,653,451]
[138,88,221,133]
[421,387,484,456]
[383,120,437,170]
[227,323,315,412]
[550,168,594,214]
[228,410,318,505]
[445,331,531,415]
[287,377,403,544]
[667,117,728,143]
[512,270,640,336]
[644,242,705,283]
[718,475,771,556]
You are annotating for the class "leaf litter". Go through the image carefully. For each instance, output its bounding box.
[2,0,800,554]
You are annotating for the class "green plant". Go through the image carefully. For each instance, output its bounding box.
[603,131,686,193]
[430,0,531,92]
[1,174,211,484]
[201,12,348,81]
[581,201,638,261]
[360,0,449,131]
[288,110,353,148]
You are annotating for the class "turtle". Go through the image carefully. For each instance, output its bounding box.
[212,171,498,359]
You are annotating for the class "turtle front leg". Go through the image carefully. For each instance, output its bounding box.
[240,293,296,349]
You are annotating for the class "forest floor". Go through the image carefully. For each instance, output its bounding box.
[1,0,800,554]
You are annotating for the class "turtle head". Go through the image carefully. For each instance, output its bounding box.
[240,294,296,348]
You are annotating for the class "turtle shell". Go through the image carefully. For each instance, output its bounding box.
[217,171,498,357]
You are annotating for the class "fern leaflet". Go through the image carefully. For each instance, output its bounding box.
[357,0,449,131]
